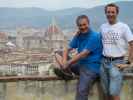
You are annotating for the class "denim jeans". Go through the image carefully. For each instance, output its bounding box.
[100,58,124,96]
[71,64,99,100]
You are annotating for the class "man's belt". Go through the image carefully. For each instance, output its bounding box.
[103,56,124,61]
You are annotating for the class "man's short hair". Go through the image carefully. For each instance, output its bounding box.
[76,15,90,26]
[105,3,119,14]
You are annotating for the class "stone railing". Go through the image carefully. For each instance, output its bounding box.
[0,73,132,100]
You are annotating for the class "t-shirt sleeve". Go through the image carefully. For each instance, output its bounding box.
[83,34,101,52]
[123,24,133,42]
[69,36,78,49]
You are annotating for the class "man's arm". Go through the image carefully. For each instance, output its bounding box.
[122,24,133,63]
[69,50,90,64]
[63,50,90,69]
[128,41,133,63]
[116,41,133,69]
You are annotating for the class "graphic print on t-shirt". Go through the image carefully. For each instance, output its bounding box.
[102,30,121,44]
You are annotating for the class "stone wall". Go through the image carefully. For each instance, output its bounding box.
[0,80,132,100]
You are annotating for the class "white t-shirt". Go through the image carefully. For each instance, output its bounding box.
[100,21,133,57]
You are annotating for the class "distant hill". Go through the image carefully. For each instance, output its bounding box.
[0,1,133,30]
[55,1,133,30]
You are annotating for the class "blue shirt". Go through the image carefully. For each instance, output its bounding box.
[69,29,103,74]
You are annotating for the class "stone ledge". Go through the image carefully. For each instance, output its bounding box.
[0,73,132,82]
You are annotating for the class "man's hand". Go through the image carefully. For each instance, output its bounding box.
[129,41,133,63]
[62,61,72,70]
[76,30,80,36]
[116,64,129,69]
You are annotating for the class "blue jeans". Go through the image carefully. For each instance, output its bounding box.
[71,64,99,100]
[100,58,124,96]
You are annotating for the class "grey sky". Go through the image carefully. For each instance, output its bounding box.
[0,0,132,10]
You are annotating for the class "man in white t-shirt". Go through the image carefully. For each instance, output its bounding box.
[100,3,133,100]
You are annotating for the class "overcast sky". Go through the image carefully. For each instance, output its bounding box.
[0,0,132,10]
